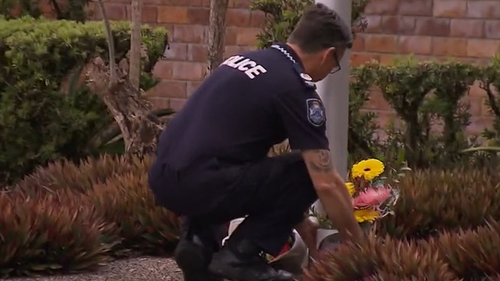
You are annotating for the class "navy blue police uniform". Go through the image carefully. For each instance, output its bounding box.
[148,43,329,259]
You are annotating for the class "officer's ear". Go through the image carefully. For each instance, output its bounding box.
[319,47,336,65]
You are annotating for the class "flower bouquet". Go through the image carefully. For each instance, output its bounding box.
[311,158,407,250]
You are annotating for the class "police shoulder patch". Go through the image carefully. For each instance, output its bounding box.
[306,98,326,126]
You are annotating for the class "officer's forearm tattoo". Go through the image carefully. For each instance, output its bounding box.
[307,150,334,173]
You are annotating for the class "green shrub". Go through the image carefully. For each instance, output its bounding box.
[0,189,118,277]
[0,0,91,21]
[479,56,500,145]
[269,59,483,167]
[348,65,379,161]
[249,0,500,169]
[357,59,481,168]
[376,168,500,239]
[0,16,168,186]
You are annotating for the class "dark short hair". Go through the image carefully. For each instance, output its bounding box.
[288,3,353,53]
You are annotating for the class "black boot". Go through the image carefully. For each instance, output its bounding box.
[174,234,223,281]
[208,240,295,281]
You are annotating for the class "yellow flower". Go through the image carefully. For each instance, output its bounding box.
[351,159,384,181]
[354,208,380,223]
[345,182,355,196]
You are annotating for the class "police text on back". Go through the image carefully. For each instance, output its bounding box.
[221,56,267,79]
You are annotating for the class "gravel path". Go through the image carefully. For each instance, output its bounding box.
[7,257,183,281]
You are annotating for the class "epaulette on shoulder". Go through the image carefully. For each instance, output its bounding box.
[292,63,316,90]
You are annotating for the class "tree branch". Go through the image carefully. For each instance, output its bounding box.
[480,80,500,118]
[206,0,229,75]
[129,0,142,90]
[96,0,117,86]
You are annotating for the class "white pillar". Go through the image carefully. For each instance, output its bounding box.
[312,0,352,215]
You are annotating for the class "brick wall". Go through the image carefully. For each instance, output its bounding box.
[353,0,500,134]
[85,0,499,133]
[353,0,500,65]
[86,0,263,111]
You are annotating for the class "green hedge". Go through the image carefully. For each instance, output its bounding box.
[348,58,500,169]
[0,16,167,186]
[0,0,91,22]
[274,57,500,170]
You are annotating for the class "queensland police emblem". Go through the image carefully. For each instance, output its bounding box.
[306,98,325,126]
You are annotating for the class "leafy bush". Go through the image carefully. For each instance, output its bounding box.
[348,65,379,161]
[479,56,500,145]
[249,0,500,169]
[365,59,480,168]
[376,168,500,240]
[0,16,168,186]
[0,189,118,277]
[268,59,485,168]
[0,0,90,21]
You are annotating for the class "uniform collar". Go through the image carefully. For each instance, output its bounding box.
[271,43,305,69]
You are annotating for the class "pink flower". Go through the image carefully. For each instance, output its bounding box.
[353,187,391,208]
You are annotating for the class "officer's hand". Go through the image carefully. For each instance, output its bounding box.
[295,217,320,259]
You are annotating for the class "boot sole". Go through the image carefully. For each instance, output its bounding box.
[175,241,222,281]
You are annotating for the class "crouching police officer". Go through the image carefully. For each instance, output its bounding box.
[148,3,365,281]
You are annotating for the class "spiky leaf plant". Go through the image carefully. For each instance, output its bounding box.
[87,170,181,256]
[0,190,118,277]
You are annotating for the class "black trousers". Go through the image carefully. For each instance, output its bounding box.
[148,152,318,256]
